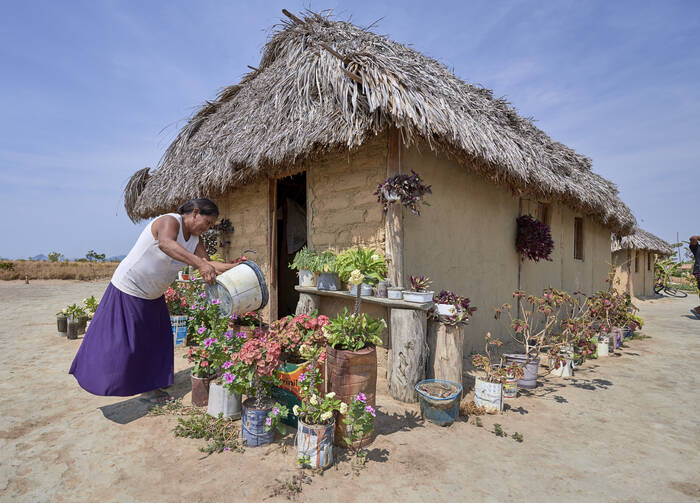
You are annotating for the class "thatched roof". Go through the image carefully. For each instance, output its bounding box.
[124,9,636,234]
[612,228,673,256]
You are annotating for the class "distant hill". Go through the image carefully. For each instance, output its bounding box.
[30,254,49,261]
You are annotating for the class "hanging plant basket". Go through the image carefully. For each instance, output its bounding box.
[516,215,554,262]
[374,170,431,215]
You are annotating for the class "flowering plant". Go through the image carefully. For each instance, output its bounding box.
[83,296,100,319]
[324,308,385,352]
[270,313,330,361]
[374,169,432,216]
[342,393,376,463]
[516,215,554,262]
[335,247,387,287]
[165,286,189,316]
[264,403,289,434]
[293,370,343,426]
[185,345,218,378]
[408,275,432,292]
[471,333,525,383]
[432,290,477,325]
[221,330,282,407]
[185,290,229,345]
[233,311,263,328]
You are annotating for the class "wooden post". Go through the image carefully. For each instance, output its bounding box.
[387,308,426,403]
[295,293,319,316]
[268,177,278,321]
[385,127,404,288]
[427,320,464,385]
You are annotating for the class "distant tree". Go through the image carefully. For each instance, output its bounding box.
[48,251,64,262]
[85,250,106,262]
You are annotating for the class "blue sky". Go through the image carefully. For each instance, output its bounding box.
[1,0,697,259]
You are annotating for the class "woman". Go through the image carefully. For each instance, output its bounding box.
[70,198,235,403]
[690,235,700,319]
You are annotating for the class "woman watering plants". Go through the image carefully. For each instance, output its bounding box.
[70,198,235,404]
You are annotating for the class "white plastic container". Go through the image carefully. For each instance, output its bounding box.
[387,287,403,300]
[474,377,503,413]
[207,381,242,419]
[298,269,315,287]
[436,303,457,316]
[402,291,434,303]
[205,260,269,316]
[597,336,609,357]
[349,283,373,296]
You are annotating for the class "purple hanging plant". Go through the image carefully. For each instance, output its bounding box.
[516,215,554,262]
[374,170,432,216]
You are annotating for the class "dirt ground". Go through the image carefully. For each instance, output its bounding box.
[1,280,699,502]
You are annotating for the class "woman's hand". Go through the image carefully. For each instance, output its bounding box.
[198,261,217,284]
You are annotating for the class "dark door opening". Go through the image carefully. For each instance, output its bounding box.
[276,172,307,317]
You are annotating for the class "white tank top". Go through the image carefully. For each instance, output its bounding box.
[111,213,199,299]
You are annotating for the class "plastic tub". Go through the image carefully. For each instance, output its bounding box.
[414,379,462,426]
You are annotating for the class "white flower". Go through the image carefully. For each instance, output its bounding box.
[325,392,335,399]
[339,402,348,414]
[320,411,333,421]
[310,394,319,405]
[371,254,380,261]
[293,405,299,416]
[348,269,365,286]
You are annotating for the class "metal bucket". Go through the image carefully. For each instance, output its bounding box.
[207,381,241,419]
[474,377,503,413]
[241,400,274,447]
[504,354,540,389]
[204,260,269,316]
[415,379,462,425]
[297,419,334,469]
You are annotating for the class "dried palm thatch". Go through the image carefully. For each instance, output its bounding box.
[612,228,673,256]
[124,9,635,234]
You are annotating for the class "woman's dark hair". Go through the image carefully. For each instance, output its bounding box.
[177,198,219,217]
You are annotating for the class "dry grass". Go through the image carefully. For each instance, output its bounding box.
[0,261,119,281]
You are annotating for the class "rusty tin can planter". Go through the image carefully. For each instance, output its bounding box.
[241,398,275,447]
[191,373,211,407]
[297,418,334,469]
[326,344,377,448]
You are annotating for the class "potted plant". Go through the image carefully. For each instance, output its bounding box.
[374,169,432,216]
[495,289,565,389]
[403,275,434,303]
[229,311,266,338]
[342,393,376,460]
[335,247,387,300]
[624,313,643,337]
[64,304,86,340]
[314,250,340,291]
[324,308,385,447]
[56,308,68,337]
[432,290,477,320]
[222,332,283,447]
[471,333,524,412]
[289,246,317,287]
[207,328,249,419]
[549,290,591,376]
[515,214,554,262]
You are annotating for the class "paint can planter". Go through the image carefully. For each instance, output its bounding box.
[402,290,434,303]
[273,360,320,428]
[170,315,188,347]
[502,374,518,398]
[317,273,340,291]
[473,377,503,413]
[298,269,315,287]
[204,260,269,317]
[241,398,274,447]
[207,381,241,419]
[349,283,373,296]
[191,374,211,407]
[326,345,376,448]
[597,336,610,357]
[503,354,540,389]
[296,419,334,469]
[436,303,458,316]
[57,315,67,337]
[387,287,403,300]
[415,379,462,426]
[66,317,80,340]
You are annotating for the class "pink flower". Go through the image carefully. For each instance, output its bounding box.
[230,314,238,321]
[191,304,198,310]
[272,407,280,415]
[200,292,207,298]
[200,306,205,311]
[298,373,306,382]
[198,326,207,334]
[203,337,217,348]
[354,393,367,403]
[222,361,233,369]
[224,330,233,339]
[236,331,246,338]
[212,299,221,305]
[365,405,376,417]
[265,417,272,426]
[223,371,234,384]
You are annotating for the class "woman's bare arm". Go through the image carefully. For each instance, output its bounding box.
[152,216,217,283]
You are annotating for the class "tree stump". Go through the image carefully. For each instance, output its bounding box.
[295,293,319,316]
[388,308,427,403]
[427,320,464,385]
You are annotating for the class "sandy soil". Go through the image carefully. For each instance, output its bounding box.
[1,280,699,502]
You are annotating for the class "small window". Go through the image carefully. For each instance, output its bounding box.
[647,253,651,271]
[537,202,551,226]
[574,217,584,260]
[634,252,639,273]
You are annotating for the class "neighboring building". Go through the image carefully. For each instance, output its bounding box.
[124,11,635,343]
[611,229,673,297]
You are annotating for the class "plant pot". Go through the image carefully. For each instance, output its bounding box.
[622,327,634,338]
[66,317,80,340]
[387,287,403,300]
[474,377,503,413]
[503,354,540,389]
[273,360,323,428]
[502,374,518,399]
[415,379,462,426]
[402,290,434,303]
[612,327,623,349]
[57,315,67,337]
[317,272,340,291]
[375,281,388,298]
[326,344,377,448]
[170,314,188,346]
[597,336,609,357]
[207,381,241,419]
[241,398,275,447]
[297,418,334,469]
[298,269,315,287]
[78,315,89,335]
[349,283,373,296]
[436,303,458,316]
[191,373,211,407]
[550,358,574,377]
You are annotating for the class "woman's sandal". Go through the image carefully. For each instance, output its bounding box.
[137,390,171,405]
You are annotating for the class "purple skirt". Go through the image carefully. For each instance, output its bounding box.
[69,283,174,396]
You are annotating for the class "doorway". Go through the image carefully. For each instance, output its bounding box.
[275,172,307,317]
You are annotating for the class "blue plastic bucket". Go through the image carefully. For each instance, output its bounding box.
[241,401,274,447]
[170,315,187,346]
[414,379,462,426]
[297,419,334,469]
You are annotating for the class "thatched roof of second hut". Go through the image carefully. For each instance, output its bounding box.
[612,228,673,256]
[125,10,636,234]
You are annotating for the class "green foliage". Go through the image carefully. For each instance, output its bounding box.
[493,424,507,437]
[289,246,317,271]
[47,251,64,262]
[0,262,14,271]
[64,303,86,320]
[408,275,432,292]
[314,249,338,273]
[342,393,376,465]
[85,250,106,262]
[265,403,289,434]
[324,308,386,351]
[335,247,387,285]
[294,366,343,425]
[474,417,483,427]
[512,432,524,442]
[174,412,243,455]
